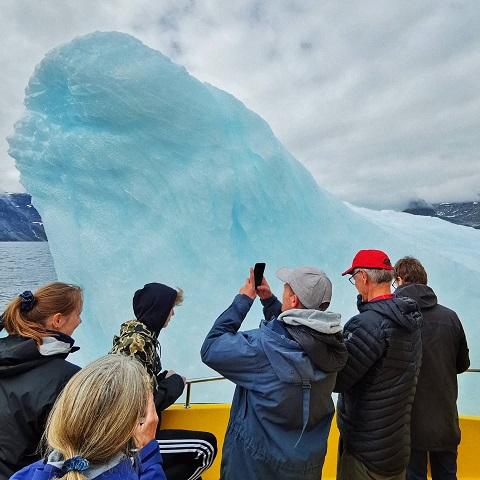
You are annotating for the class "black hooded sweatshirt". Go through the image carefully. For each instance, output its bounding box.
[0,334,80,480]
[395,283,470,450]
[131,283,185,420]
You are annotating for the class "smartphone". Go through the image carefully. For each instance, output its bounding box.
[254,263,266,289]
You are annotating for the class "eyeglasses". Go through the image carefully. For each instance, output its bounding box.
[392,277,400,289]
[348,270,360,285]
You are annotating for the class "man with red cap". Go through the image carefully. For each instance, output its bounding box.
[334,250,423,480]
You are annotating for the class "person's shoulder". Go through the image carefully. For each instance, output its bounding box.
[118,319,153,336]
[430,302,464,326]
[111,320,156,350]
[95,458,137,479]
[433,302,458,316]
[52,358,81,376]
[10,460,56,480]
[347,308,382,326]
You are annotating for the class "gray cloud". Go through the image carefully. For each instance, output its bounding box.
[1,0,479,209]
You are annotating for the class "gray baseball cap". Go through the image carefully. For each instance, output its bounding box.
[276,266,332,310]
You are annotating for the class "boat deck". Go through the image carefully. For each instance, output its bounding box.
[162,405,480,480]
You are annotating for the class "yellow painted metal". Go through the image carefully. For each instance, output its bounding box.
[162,405,480,480]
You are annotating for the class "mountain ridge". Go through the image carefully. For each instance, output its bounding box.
[0,193,47,241]
[403,201,480,230]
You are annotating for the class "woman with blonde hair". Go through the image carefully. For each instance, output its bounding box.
[0,282,83,480]
[11,354,166,479]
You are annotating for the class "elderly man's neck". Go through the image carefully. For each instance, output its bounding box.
[364,283,392,302]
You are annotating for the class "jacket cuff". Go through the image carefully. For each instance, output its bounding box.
[235,293,254,307]
[261,295,278,307]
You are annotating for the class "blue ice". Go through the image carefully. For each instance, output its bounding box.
[7,32,480,413]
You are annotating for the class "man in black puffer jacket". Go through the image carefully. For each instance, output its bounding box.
[393,256,470,480]
[335,250,423,479]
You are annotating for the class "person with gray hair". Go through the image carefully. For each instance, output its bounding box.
[335,250,423,480]
[10,354,166,480]
[201,265,347,480]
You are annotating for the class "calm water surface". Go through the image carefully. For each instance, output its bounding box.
[0,242,57,311]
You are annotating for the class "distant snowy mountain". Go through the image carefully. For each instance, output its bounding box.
[404,201,480,230]
[0,193,47,241]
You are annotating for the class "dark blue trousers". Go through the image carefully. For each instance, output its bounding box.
[407,448,457,480]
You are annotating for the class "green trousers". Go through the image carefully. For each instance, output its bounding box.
[337,446,406,480]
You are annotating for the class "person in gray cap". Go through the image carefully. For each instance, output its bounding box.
[201,266,347,480]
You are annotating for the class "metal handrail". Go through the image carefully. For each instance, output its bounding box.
[184,376,226,408]
[183,369,480,408]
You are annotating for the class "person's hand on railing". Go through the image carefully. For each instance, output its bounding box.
[166,369,187,384]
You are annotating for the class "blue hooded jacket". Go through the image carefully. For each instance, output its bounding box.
[201,294,345,480]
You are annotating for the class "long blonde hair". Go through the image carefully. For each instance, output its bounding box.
[2,282,83,346]
[44,354,151,480]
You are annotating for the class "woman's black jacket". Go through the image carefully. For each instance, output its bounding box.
[0,335,80,480]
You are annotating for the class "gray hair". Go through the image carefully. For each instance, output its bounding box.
[44,354,151,478]
[359,268,393,285]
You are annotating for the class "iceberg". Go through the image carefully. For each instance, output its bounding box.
[7,32,480,412]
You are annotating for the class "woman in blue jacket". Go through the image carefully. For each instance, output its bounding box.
[11,354,166,480]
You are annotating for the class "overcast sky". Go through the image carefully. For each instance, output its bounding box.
[1,1,479,209]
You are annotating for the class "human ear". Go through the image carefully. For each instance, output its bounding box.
[292,295,301,309]
[51,312,63,330]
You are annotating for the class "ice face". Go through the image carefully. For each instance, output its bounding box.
[7,32,479,412]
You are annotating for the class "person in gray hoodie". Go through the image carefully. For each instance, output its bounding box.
[201,265,347,480]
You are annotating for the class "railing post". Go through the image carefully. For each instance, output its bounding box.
[185,382,192,409]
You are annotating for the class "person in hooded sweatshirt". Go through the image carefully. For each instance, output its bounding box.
[335,250,423,480]
[393,256,470,480]
[110,282,217,480]
[201,265,348,480]
[0,282,83,480]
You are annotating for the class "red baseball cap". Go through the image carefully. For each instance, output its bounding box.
[342,249,393,276]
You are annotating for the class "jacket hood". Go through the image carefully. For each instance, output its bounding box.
[133,282,177,337]
[0,334,75,378]
[278,309,348,373]
[278,309,342,334]
[357,294,422,332]
[395,283,438,309]
[260,319,329,384]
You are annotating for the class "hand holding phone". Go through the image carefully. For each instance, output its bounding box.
[254,263,266,289]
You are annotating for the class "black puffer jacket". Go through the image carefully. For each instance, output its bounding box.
[395,283,470,450]
[0,335,80,480]
[334,295,422,476]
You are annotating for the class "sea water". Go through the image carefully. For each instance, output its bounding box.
[0,242,56,313]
